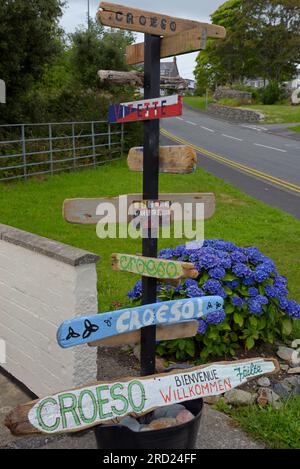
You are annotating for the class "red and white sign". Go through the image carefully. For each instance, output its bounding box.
[109,95,182,123]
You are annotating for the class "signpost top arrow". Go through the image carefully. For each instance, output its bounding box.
[98,2,226,39]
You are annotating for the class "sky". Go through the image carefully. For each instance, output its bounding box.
[60,0,225,79]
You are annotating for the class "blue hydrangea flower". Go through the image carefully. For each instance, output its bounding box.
[286,300,300,319]
[248,287,259,297]
[203,279,222,295]
[232,263,252,278]
[159,248,174,260]
[232,296,244,308]
[243,277,254,287]
[231,250,248,263]
[247,298,263,315]
[265,285,278,298]
[208,267,226,280]
[225,280,240,289]
[253,268,269,283]
[186,286,205,298]
[279,297,289,310]
[256,295,269,305]
[206,309,226,325]
[197,319,207,335]
[184,278,198,288]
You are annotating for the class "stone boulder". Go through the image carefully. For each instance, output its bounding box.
[291,88,300,105]
[213,87,252,104]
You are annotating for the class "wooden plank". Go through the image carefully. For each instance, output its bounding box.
[127,146,197,174]
[126,27,208,65]
[63,193,215,225]
[5,358,279,436]
[98,3,226,39]
[108,95,182,124]
[98,70,188,90]
[56,297,224,349]
[88,321,198,347]
[111,254,198,280]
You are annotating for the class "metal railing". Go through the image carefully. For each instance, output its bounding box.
[0,121,124,181]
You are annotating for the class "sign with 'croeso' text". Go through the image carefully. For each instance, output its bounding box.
[108,95,182,124]
[56,296,224,349]
[5,358,278,436]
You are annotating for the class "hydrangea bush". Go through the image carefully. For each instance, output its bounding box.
[127,240,300,361]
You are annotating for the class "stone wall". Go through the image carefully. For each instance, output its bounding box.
[213,87,252,104]
[207,104,264,122]
[0,224,100,397]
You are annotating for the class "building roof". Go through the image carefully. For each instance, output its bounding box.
[160,58,179,78]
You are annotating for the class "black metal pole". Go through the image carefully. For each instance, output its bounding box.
[140,34,161,376]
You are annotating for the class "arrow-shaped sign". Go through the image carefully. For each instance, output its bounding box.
[57,296,224,349]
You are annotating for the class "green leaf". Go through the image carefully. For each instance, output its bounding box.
[224,274,237,281]
[282,318,293,336]
[225,304,235,314]
[249,316,258,328]
[234,312,244,327]
[246,337,255,350]
[224,286,233,296]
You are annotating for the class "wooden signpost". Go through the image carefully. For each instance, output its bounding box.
[111,254,198,280]
[5,358,279,436]
[63,193,216,225]
[98,2,226,39]
[128,146,197,174]
[126,27,209,65]
[56,296,224,349]
[88,321,199,348]
[108,95,182,124]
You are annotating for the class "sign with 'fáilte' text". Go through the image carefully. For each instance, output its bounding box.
[127,146,197,174]
[111,254,198,280]
[5,358,279,436]
[56,296,224,349]
[108,95,182,124]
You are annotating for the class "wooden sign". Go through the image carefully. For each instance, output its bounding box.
[111,254,198,280]
[63,193,216,225]
[56,297,224,349]
[108,95,182,124]
[127,27,209,65]
[6,358,279,436]
[128,146,197,174]
[98,2,226,39]
[98,70,188,91]
[88,321,198,348]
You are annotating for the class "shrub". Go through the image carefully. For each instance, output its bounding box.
[260,82,281,105]
[127,240,300,362]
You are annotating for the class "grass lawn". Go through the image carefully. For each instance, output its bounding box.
[289,124,300,133]
[0,159,299,318]
[216,397,300,449]
[243,104,300,124]
[183,96,214,111]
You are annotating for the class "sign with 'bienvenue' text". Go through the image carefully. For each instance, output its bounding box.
[5,358,279,436]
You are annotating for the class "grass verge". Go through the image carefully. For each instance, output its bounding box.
[183,96,213,111]
[215,397,300,449]
[0,158,299,316]
[289,125,300,133]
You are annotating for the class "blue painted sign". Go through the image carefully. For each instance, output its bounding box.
[57,296,224,349]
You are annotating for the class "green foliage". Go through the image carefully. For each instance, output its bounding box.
[0,0,65,122]
[195,0,300,90]
[218,98,242,107]
[260,82,282,105]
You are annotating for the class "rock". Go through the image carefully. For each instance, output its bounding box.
[288,367,300,374]
[207,104,264,123]
[280,364,289,372]
[119,416,141,432]
[148,418,177,430]
[155,357,167,373]
[257,377,271,387]
[203,396,220,405]
[291,88,300,105]
[277,346,294,363]
[272,382,291,399]
[139,425,152,432]
[224,389,256,406]
[152,404,185,419]
[291,349,300,366]
[133,344,140,361]
[176,410,194,425]
[257,388,281,409]
[291,339,300,349]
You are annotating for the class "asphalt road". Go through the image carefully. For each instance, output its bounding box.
[161,106,300,220]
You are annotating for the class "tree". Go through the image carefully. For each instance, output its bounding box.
[195,0,300,92]
[0,0,65,105]
[69,21,134,89]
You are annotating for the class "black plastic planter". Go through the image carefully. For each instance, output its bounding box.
[94,398,203,450]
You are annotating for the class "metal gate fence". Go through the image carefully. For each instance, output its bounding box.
[0,121,124,181]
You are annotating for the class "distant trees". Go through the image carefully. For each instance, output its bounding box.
[0,0,65,115]
[195,0,300,94]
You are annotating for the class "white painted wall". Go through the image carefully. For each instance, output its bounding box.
[0,230,99,397]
